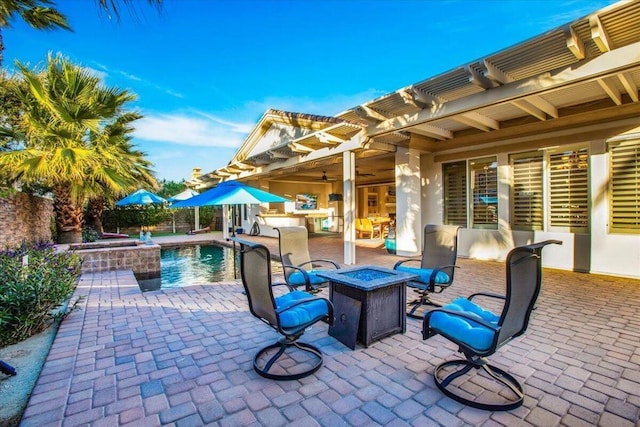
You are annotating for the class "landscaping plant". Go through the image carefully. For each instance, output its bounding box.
[0,241,82,347]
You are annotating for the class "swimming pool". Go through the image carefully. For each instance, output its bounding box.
[138,244,282,291]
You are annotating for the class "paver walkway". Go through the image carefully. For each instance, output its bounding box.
[19,233,640,426]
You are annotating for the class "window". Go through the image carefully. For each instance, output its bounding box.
[443,161,467,227]
[470,157,498,229]
[609,139,640,233]
[511,152,543,230]
[549,148,589,231]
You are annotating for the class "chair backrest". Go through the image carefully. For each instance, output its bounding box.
[420,224,461,282]
[495,240,561,348]
[276,226,312,272]
[234,238,278,326]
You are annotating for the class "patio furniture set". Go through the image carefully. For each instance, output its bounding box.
[232,225,560,411]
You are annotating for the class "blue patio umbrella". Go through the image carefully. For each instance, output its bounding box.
[115,189,166,233]
[116,189,166,206]
[170,181,289,208]
[167,189,200,232]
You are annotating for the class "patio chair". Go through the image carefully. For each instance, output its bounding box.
[423,240,561,410]
[355,218,381,239]
[276,226,340,293]
[232,237,334,380]
[393,224,461,318]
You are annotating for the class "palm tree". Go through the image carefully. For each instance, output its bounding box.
[85,114,156,233]
[0,0,71,67]
[0,53,157,243]
[0,0,162,67]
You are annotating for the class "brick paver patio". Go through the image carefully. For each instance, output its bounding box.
[19,233,640,426]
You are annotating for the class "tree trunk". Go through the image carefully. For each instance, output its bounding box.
[87,196,105,233]
[53,184,84,244]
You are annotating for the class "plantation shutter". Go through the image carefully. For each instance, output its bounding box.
[549,148,589,231]
[609,139,640,233]
[443,161,467,227]
[471,158,498,229]
[511,153,543,230]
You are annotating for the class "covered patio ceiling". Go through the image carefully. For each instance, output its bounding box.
[192,1,640,189]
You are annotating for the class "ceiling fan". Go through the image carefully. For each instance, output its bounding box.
[313,171,337,182]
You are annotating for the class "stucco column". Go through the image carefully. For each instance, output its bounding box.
[222,205,230,240]
[395,147,421,256]
[343,151,356,265]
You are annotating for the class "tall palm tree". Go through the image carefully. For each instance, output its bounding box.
[0,0,162,67]
[0,0,71,67]
[0,53,157,243]
[85,113,156,233]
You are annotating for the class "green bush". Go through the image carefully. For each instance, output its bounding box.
[82,227,100,243]
[0,242,82,347]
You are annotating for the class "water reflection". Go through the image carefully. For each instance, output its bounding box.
[138,244,282,291]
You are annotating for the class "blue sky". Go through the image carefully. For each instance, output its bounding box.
[4,0,618,182]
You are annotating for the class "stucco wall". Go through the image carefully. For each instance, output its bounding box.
[420,127,640,279]
[0,192,53,248]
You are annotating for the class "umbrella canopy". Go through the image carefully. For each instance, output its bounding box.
[170,181,289,208]
[167,189,201,231]
[167,188,199,203]
[116,189,166,206]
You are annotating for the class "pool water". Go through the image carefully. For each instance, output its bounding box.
[138,244,282,291]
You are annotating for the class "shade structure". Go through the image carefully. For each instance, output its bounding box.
[116,189,166,206]
[170,181,289,208]
[115,189,166,234]
[167,189,200,231]
[167,189,199,203]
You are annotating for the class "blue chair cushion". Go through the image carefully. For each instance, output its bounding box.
[275,290,329,328]
[287,270,328,287]
[395,266,450,285]
[429,297,499,352]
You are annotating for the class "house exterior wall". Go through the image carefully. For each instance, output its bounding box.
[420,124,640,279]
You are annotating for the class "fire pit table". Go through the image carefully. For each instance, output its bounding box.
[316,265,418,349]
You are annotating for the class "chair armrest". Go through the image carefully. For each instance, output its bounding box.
[271,281,292,290]
[423,307,499,340]
[393,258,422,269]
[307,259,341,269]
[468,292,505,301]
[281,264,311,286]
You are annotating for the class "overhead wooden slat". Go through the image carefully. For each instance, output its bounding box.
[566,25,586,60]
[590,14,612,52]
[525,95,559,118]
[597,78,623,105]
[512,99,547,121]
[618,72,639,102]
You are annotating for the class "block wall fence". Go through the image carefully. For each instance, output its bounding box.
[0,192,53,248]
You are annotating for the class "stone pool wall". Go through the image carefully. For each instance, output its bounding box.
[76,242,161,280]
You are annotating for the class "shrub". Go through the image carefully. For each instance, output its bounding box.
[0,241,82,347]
[82,227,100,243]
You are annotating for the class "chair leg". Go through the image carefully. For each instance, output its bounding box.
[253,336,323,381]
[433,359,524,411]
[406,288,442,319]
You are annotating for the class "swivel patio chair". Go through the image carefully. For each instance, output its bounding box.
[423,240,561,410]
[394,224,461,318]
[276,226,340,293]
[233,237,334,380]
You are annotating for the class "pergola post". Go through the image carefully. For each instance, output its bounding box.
[395,147,422,256]
[343,151,356,265]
